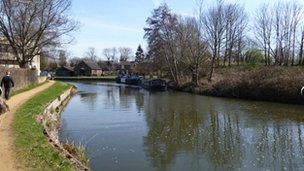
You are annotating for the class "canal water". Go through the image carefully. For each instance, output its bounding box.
[59,81,304,171]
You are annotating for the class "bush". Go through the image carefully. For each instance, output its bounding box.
[245,49,265,67]
[211,67,304,104]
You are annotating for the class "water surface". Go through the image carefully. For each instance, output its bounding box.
[60,82,304,171]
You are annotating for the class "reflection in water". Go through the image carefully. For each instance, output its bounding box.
[144,95,244,170]
[80,93,97,110]
[60,82,304,171]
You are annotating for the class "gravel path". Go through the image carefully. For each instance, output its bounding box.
[0,81,54,170]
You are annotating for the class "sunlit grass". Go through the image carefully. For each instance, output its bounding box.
[13,82,74,170]
[11,81,48,96]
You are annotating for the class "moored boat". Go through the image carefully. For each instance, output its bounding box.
[141,79,167,91]
[116,75,128,84]
[126,76,143,85]
[116,75,143,86]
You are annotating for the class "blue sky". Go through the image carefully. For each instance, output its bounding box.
[68,0,301,60]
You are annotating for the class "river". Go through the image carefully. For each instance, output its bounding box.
[59,81,304,171]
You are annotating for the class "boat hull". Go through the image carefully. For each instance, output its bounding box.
[141,79,167,91]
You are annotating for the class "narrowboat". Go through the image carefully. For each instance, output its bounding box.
[141,79,167,91]
[116,76,143,86]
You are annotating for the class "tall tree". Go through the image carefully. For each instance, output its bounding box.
[85,47,98,61]
[299,30,304,65]
[58,50,67,67]
[69,57,81,67]
[177,17,208,85]
[135,45,145,64]
[103,47,118,70]
[254,4,273,66]
[119,47,132,62]
[200,0,225,81]
[144,4,182,85]
[0,0,78,68]
[255,2,303,66]
[223,3,247,66]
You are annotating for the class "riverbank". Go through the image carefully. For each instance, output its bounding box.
[40,85,89,170]
[0,81,55,170]
[169,66,304,105]
[12,82,76,170]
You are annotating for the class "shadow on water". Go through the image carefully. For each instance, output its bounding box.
[60,81,304,171]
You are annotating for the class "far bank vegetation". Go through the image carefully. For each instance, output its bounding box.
[136,0,304,103]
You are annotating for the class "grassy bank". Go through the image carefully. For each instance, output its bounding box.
[11,81,47,96]
[171,66,304,104]
[13,82,74,170]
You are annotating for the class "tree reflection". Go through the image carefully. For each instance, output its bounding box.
[143,94,304,170]
[65,82,304,170]
[201,109,243,169]
[79,93,97,109]
[143,94,204,170]
[143,94,244,170]
[251,123,304,170]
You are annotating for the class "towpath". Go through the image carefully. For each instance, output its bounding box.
[0,81,54,170]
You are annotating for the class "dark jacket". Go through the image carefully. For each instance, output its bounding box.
[1,75,14,89]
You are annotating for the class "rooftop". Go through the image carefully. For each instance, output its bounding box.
[82,60,102,70]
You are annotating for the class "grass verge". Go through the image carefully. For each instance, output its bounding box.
[63,140,89,166]
[13,82,74,170]
[11,81,47,96]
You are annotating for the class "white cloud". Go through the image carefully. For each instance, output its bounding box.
[153,0,160,7]
[81,17,142,33]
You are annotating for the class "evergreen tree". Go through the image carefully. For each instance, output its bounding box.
[58,50,67,67]
[135,45,145,64]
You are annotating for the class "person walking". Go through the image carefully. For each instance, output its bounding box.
[1,71,14,100]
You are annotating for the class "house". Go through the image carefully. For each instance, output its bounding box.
[97,60,117,75]
[118,61,136,74]
[55,66,74,77]
[74,60,103,76]
[0,39,41,75]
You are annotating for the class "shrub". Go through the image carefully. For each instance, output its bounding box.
[211,67,304,104]
[245,49,265,67]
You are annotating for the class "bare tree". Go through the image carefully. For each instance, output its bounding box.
[200,0,225,81]
[0,0,78,68]
[255,2,303,66]
[85,47,98,61]
[103,47,118,70]
[254,3,273,66]
[145,4,185,85]
[177,17,208,85]
[103,47,118,62]
[289,2,302,66]
[69,57,81,67]
[223,3,247,66]
[119,47,132,62]
[103,48,111,61]
[299,29,304,65]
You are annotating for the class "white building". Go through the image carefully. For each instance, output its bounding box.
[0,41,41,75]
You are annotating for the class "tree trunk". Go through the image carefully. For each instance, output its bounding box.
[299,31,304,65]
[208,54,216,82]
[19,61,27,68]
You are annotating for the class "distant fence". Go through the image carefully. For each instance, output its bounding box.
[0,66,39,91]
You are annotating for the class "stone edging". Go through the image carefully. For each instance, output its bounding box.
[38,87,90,171]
